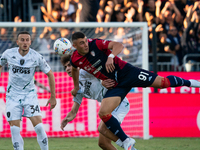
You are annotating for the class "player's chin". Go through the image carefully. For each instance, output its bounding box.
[22,47,29,51]
[68,72,72,77]
[84,49,89,54]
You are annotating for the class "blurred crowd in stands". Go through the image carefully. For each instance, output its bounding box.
[0,0,200,71]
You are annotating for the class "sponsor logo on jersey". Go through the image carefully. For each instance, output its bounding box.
[12,65,30,74]
[12,56,16,59]
[93,66,102,74]
[92,59,101,67]
[84,81,92,97]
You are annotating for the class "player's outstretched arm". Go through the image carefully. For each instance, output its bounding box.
[71,66,79,97]
[61,102,80,131]
[45,70,57,111]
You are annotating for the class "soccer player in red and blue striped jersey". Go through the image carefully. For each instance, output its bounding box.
[70,32,200,150]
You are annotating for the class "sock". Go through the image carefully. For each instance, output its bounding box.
[103,115,128,142]
[167,75,190,87]
[189,79,200,87]
[34,123,48,150]
[115,139,123,148]
[10,126,24,150]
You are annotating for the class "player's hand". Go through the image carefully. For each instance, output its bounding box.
[60,117,70,131]
[71,87,79,97]
[106,57,115,73]
[102,79,115,89]
[46,97,57,111]
[60,115,75,131]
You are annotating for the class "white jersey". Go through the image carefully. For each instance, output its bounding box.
[73,69,106,104]
[0,47,51,94]
[73,69,129,105]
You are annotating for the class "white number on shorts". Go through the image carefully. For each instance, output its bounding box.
[138,71,149,81]
[30,105,40,114]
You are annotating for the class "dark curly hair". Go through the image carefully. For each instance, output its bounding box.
[60,54,72,66]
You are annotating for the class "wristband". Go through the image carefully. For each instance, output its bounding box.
[108,54,115,58]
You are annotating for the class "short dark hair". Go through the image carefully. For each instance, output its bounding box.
[72,32,85,41]
[60,54,72,66]
[17,31,31,39]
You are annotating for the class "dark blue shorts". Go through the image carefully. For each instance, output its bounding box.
[104,63,158,101]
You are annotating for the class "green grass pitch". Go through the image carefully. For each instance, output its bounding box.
[0,137,200,150]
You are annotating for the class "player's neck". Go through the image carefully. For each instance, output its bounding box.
[18,48,29,56]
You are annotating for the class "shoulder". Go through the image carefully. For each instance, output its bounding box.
[71,50,84,63]
[29,48,40,55]
[29,48,43,58]
[2,47,18,55]
[79,69,94,78]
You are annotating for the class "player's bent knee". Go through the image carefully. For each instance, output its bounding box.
[99,114,112,123]
[98,125,102,133]
[98,140,106,149]
[160,77,170,88]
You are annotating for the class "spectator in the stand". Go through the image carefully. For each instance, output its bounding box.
[183,4,193,29]
[173,0,186,19]
[0,28,12,54]
[52,7,62,22]
[157,30,176,71]
[160,1,182,32]
[78,0,99,22]
[167,25,183,67]
[145,0,161,26]
[181,11,200,71]
[123,0,144,22]
[112,4,125,22]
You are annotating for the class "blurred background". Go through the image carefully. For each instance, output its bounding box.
[0,0,200,72]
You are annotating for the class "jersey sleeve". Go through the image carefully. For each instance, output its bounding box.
[95,39,111,53]
[38,54,51,74]
[0,51,8,66]
[70,57,77,68]
[79,69,97,80]
[73,93,84,105]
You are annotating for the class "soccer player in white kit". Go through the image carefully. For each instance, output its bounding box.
[0,31,57,150]
[60,54,133,150]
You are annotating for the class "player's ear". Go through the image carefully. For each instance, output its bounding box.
[73,43,77,49]
[16,40,19,46]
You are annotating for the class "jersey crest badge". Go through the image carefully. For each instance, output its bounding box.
[20,59,25,65]
[7,112,10,118]
[91,51,95,57]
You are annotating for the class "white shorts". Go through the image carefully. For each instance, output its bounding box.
[6,90,42,121]
[112,97,130,124]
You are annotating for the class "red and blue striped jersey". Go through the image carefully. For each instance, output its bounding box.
[70,38,127,86]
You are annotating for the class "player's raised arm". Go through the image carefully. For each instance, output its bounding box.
[107,41,124,56]
[106,41,124,73]
[71,66,79,97]
[61,101,80,131]
[45,70,57,111]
